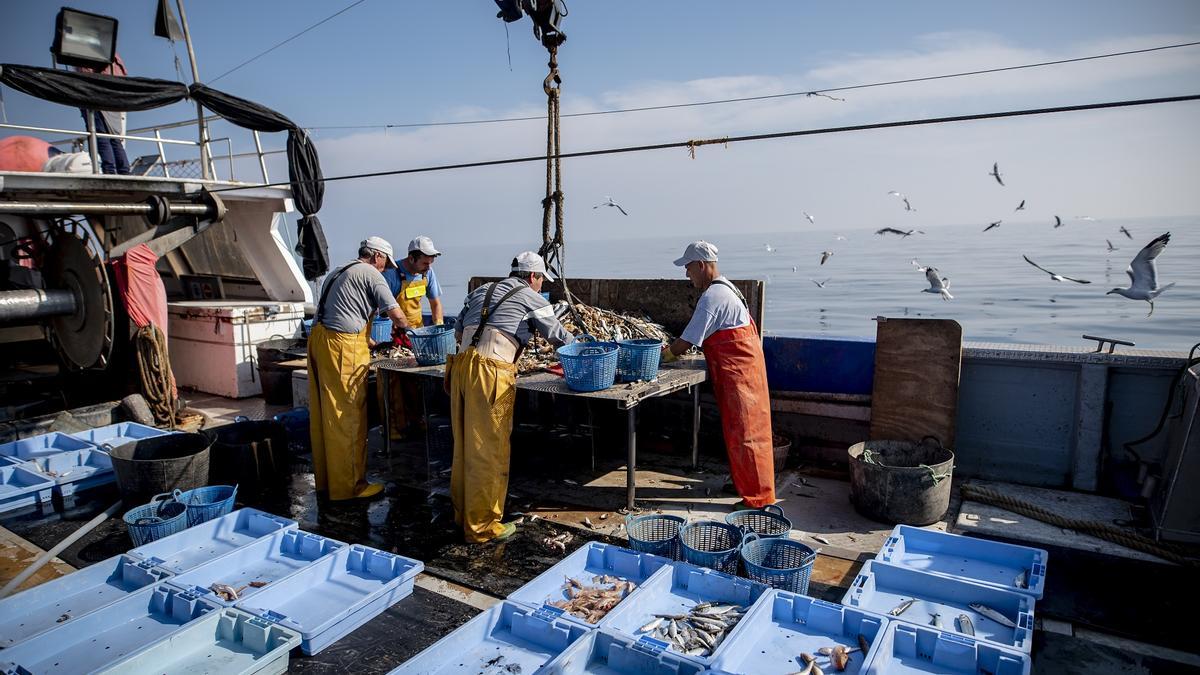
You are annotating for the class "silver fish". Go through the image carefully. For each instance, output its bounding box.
[685,647,706,656]
[969,603,1017,628]
[888,598,914,616]
[638,617,663,633]
[693,602,713,611]
[956,614,975,636]
[929,613,942,628]
[1014,569,1029,589]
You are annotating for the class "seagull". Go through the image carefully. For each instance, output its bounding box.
[989,162,1005,186]
[592,196,628,216]
[820,250,834,265]
[984,220,1002,232]
[1119,226,1133,240]
[764,244,776,253]
[1053,215,1063,228]
[912,261,953,300]
[1015,199,1026,211]
[876,227,914,238]
[1023,255,1091,284]
[811,278,831,288]
[888,191,916,212]
[833,234,847,241]
[1107,232,1174,317]
[802,211,816,225]
[1106,239,1118,253]
[1075,216,1096,221]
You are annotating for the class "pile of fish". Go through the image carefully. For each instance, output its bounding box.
[518,301,675,373]
[794,634,869,674]
[548,575,637,624]
[372,344,417,366]
[889,597,1017,637]
[636,601,745,658]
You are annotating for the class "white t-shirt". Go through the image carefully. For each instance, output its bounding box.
[680,277,751,346]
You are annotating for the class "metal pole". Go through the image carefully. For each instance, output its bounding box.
[627,407,637,511]
[0,289,78,324]
[174,0,211,181]
[0,201,212,217]
[692,385,701,470]
[252,130,269,183]
[84,111,100,174]
[154,129,171,178]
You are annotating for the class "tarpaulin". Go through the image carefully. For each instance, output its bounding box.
[111,244,168,332]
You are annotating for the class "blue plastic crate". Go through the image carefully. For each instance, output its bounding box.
[859,620,1031,674]
[166,529,344,606]
[0,554,171,648]
[237,545,423,655]
[508,542,671,628]
[600,561,770,666]
[70,422,169,448]
[390,601,589,674]
[371,316,393,343]
[710,590,889,675]
[95,608,301,675]
[841,561,1035,653]
[128,507,299,575]
[876,525,1048,600]
[0,431,95,461]
[22,446,115,502]
[541,629,709,675]
[0,584,219,675]
[0,462,55,514]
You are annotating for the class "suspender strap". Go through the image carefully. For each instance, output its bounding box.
[712,278,749,309]
[315,262,362,324]
[470,281,524,348]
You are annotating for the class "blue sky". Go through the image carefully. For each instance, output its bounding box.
[3,1,1200,262]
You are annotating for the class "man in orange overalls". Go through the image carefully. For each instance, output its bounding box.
[660,241,776,509]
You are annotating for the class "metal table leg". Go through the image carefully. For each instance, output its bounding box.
[381,369,391,454]
[627,406,637,511]
[692,385,700,469]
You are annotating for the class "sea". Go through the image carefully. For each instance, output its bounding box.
[397,216,1199,352]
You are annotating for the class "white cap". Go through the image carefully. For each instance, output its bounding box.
[361,236,398,269]
[511,251,556,282]
[407,235,440,257]
[673,240,719,266]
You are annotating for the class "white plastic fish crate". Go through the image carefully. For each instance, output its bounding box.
[127,507,298,575]
[0,432,96,461]
[390,600,590,674]
[70,422,172,448]
[841,560,1035,653]
[859,620,1031,674]
[539,628,709,675]
[236,545,423,655]
[875,525,1048,599]
[508,541,672,629]
[0,461,55,515]
[21,446,115,507]
[0,554,171,648]
[94,608,301,675]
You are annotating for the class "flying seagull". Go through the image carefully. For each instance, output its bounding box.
[984,220,1002,232]
[802,211,816,225]
[888,191,916,212]
[1106,239,1118,253]
[811,278,831,288]
[833,234,847,241]
[1015,199,1026,211]
[592,196,628,216]
[1119,226,1133,240]
[912,261,953,300]
[989,162,1004,186]
[1053,215,1063,228]
[820,250,834,265]
[764,244,776,253]
[1023,255,1091,284]
[876,227,914,238]
[1107,232,1174,317]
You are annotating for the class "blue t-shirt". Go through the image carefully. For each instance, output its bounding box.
[382,265,441,300]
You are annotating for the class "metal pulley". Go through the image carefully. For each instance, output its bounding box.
[40,223,116,370]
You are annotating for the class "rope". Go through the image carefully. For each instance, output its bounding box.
[960,484,1199,567]
[135,324,178,430]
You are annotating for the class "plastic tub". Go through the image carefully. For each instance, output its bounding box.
[848,439,954,526]
[166,529,344,607]
[175,485,238,526]
[859,620,1031,674]
[0,555,171,648]
[0,431,95,461]
[616,338,662,382]
[841,560,1035,653]
[390,601,589,674]
[710,590,889,675]
[237,545,423,655]
[124,493,189,546]
[739,533,817,594]
[70,422,168,448]
[23,447,114,502]
[558,341,619,392]
[409,325,456,366]
[105,432,211,506]
[128,507,298,575]
[507,542,671,628]
[370,316,393,344]
[626,513,685,560]
[206,420,291,495]
[540,629,708,675]
[0,462,55,514]
[679,520,743,575]
[724,503,791,539]
[876,525,1048,599]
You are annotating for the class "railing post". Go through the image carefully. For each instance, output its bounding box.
[84,111,100,174]
[252,130,269,183]
[154,129,171,178]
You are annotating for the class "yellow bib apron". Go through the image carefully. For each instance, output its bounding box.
[398,276,427,328]
[307,322,373,500]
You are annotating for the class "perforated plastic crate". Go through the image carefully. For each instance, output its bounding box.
[0,585,218,675]
[0,555,171,648]
[166,529,344,607]
[390,601,589,674]
[95,608,301,675]
[127,508,298,575]
[841,560,1035,653]
[876,525,1048,599]
[0,462,54,514]
[859,620,1031,674]
[237,545,423,655]
[508,542,671,628]
[70,422,170,448]
[22,446,115,502]
[541,629,708,674]
[710,590,889,675]
[0,432,95,461]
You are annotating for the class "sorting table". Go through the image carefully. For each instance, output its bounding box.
[375,357,707,510]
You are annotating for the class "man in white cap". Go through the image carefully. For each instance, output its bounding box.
[307,236,411,500]
[662,240,776,509]
[379,235,444,439]
[445,251,575,543]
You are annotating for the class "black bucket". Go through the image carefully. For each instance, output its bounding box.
[105,432,212,505]
[848,438,954,526]
[204,420,289,499]
[255,338,306,405]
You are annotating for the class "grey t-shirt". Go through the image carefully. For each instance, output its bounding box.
[456,277,575,347]
[316,261,399,334]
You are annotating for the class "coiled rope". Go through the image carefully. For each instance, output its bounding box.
[135,324,177,430]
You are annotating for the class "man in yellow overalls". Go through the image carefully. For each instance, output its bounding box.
[308,236,410,500]
[378,236,444,438]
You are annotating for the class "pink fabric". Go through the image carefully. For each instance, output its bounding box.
[0,136,53,172]
[112,244,168,332]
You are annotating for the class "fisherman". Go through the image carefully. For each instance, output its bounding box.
[661,241,776,509]
[446,251,575,542]
[308,237,411,500]
[378,236,444,439]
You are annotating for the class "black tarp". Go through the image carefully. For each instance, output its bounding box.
[0,63,329,278]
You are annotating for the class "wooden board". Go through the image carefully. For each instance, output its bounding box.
[869,318,962,447]
[0,526,75,594]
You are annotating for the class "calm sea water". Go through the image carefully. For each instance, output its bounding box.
[415,216,1199,352]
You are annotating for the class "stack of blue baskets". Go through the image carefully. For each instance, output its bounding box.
[409,325,456,365]
[557,342,619,392]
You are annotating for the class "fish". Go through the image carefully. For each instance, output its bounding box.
[56,613,70,623]
[857,634,869,653]
[831,644,850,671]
[791,656,817,675]
[812,535,831,545]
[583,517,594,528]
[929,613,942,628]
[249,581,268,588]
[210,583,240,601]
[817,647,833,656]
[888,599,914,616]
[969,603,1017,628]
[638,617,663,633]
[1014,569,1028,589]
[956,614,975,636]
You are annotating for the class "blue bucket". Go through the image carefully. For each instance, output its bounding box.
[557,341,618,392]
[370,317,392,344]
[625,513,685,560]
[679,520,743,575]
[725,503,791,539]
[123,493,188,547]
[174,485,237,527]
[409,325,456,365]
[616,339,662,382]
[739,533,817,594]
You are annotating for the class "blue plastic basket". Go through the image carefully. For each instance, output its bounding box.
[369,317,392,344]
[625,513,685,560]
[724,503,791,538]
[301,318,314,337]
[409,325,456,365]
[124,493,189,547]
[679,520,743,575]
[174,485,237,526]
[616,339,663,382]
[558,341,619,392]
[739,533,817,594]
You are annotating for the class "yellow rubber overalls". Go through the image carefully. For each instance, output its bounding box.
[380,271,429,439]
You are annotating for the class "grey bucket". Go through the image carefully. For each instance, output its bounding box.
[204,420,289,498]
[255,338,307,405]
[105,432,212,505]
[848,437,954,526]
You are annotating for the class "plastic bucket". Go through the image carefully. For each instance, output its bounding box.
[557,342,618,392]
[739,533,816,594]
[848,437,955,526]
[204,420,289,495]
[105,433,211,506]
[123,493,188,546]
[724,503,791,539]
[370,317,392,344]
[616,339,662,383]
[625,514,685,560]
[679,520,743,575]
[174,485,237,526]
[409,325,456,366]
[255,338,307,405]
